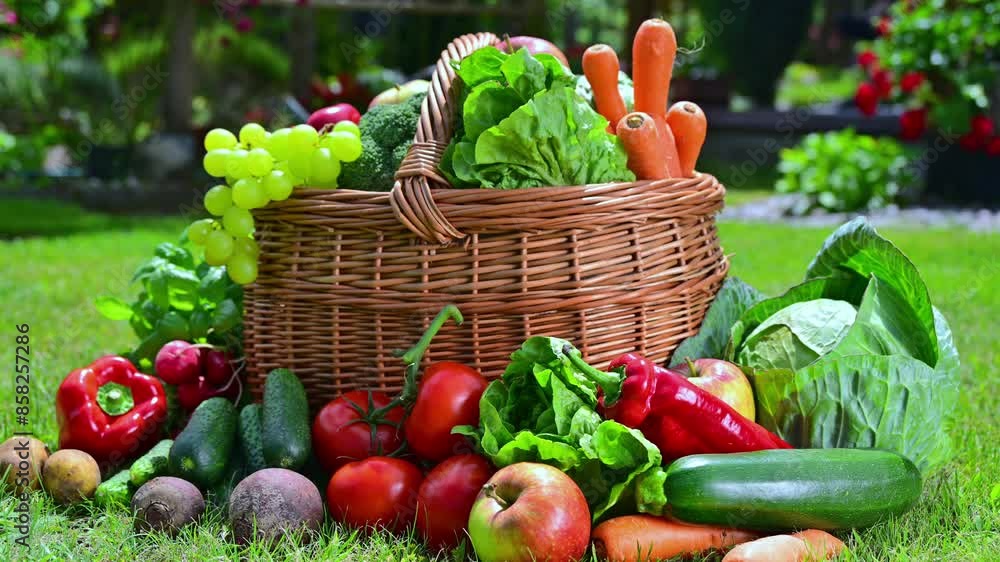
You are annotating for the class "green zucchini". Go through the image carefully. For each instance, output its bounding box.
[261,369,311,470]
[663,449,922,530]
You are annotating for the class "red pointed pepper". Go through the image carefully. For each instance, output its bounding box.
[56,356,168,469]
[567,349,790,462]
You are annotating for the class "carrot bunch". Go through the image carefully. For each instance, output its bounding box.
[582,19,707,181]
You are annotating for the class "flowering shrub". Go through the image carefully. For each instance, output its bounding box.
[854,0,1000,155]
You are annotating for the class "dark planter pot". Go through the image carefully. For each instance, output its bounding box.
[925,147,1000,207]
[672,77,731,107]
[87,145,133,180]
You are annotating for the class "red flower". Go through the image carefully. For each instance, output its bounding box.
[872,69,894,99]
[970,115,995,139]
[877,17,892,37]
[235,15,254,33]
[900,71,925,94]
[959,133,984,152]
[857,50,878,70]
[987,137,1000,157]
[899,108,928,141]
[855,83,879,117]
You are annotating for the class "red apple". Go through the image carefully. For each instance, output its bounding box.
[306,103,361,130]
[468,463,590,562]
[493,36,569,67]
[672,358,756,421]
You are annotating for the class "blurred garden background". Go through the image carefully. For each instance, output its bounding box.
[2,0,1000,230]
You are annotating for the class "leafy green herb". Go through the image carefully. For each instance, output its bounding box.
[440,47,634,189]
[96,242,242,370]
[728,218,960,474]
[456,336,666,520]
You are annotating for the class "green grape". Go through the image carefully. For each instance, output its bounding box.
[222,206,255,237]
[203,185,233,216]
[239,123,268,148]
[246,148,273,177]
[203,149,231,177]
[289,124,319,151]
[266,128,291,161]
[287,150,312,181]
[264,170,294,201]
[274,162,302,186]
[205,128,238,151]
[309,147,341,183]
[226,252,258,285]
[321,131,362,163]
[232,178,269,209]
[187,219,215,245]
[333,120,361,139]
[234,236,260,258]
[226,149,250,179]
[204,230,235,266]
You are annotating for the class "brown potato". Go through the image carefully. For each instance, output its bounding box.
[42,449,101,504]
[1,436,50,493]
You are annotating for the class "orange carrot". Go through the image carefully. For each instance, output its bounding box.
[592,515,760,562]
[583,44,628,132]
[721,535,810,562]
[791,530,846,560]
[617,112,669,180]
[667,101,708,177]
[633,19,677,126]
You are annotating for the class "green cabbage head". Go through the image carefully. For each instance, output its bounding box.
[738,299,857,371]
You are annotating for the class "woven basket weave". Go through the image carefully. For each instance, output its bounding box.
[244,32,728,410]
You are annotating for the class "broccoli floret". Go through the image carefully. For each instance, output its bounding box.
[359,92,426,149]
[340,138,394,191]
[343,92,427,192]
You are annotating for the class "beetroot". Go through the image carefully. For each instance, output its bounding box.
[155,341,202,385]
[201,349,234,386]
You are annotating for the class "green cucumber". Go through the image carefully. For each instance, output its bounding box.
[238,403,267,473]
[130,439,173,487]
[94,469,133,507]
[168,397,238,489]
[663,449,922,530]
[261,369,311,470]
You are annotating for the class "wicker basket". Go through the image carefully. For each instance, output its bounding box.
[244,32,728,410]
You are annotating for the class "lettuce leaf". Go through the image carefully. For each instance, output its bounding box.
[441,46,634,189]
[455,337,666,520]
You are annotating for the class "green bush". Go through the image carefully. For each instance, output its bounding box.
[776,129,916,214]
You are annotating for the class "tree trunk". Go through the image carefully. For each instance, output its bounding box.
[625,0,656,61]
[290,5,317,104]
[164,0,195,133]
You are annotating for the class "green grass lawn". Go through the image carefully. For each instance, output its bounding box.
[1,213,998,561]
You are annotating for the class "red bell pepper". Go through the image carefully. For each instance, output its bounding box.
[56,355,168,468]
[567,350,790,462]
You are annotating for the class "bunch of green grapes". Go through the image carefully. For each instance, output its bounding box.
[187,121,363,285]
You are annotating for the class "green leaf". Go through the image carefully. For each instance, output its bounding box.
[752,353,958,474]
[805,217,938,363]
[154,242,194,269]
[462,82,523,142]
[990,483,1000,504]
[157,311,190,341]
[933,307,960,377]
[212,299,240,333]
[671,277,765,365]
[198,267,230,304]
[95,296,134,321]
[456,46,507,88]
[500,48,548,102]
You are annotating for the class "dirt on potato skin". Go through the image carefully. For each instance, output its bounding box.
[229,468,324,546]
[41,449,100,504]
[0,436,50,493]
[131,476,205,536]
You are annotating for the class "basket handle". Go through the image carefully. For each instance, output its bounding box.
[391,32,499,244]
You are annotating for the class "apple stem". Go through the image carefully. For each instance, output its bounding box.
[684,357,699,378]
[482,483,509,509]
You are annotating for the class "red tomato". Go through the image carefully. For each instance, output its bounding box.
[312,390,404,472]
[416,454,494,550]
[403,362,488,462]
[326,456,424,533]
